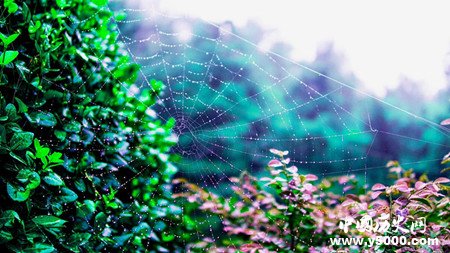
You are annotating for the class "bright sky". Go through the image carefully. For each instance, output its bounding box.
[150,0,450,98]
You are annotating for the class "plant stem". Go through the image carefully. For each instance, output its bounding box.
[289,206,297,251]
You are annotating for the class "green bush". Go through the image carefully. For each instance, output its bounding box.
[0,0,189,252]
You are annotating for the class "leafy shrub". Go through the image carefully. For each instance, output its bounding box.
[175,149,450,252]
[0,0,189,252]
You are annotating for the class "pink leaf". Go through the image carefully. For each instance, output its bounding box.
[415,181,427,190]
[240,244,263,252]
[389,166,402,174]
[338,176,349,184]
[269,148,288,157]
[270,169,282,176]
[435,177,450,184]
[343,185,353,192]
[371,191,383,199]
[342,199,354,207]
[303,183,316,192]
[395,196,408,206]
[286,166,298,174]
[372,183,386,191]
[269,148,281,155]
[305,174,318,181]
[395,182,412,193]
[268,159,283,167]
[440,118,450,125]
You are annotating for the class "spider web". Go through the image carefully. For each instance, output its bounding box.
[101,5,450,247]
[110,5,449,180]
[37,2,450,250]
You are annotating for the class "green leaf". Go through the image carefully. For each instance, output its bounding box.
[9,151,27,164]
[91,162,108,170]
[43,172,64,186]
[54,130,66,141]
[16,169,40,190]
[27,172,40,189]
[441,167,450,173]
[84,199,96,213]
[241,206,250,213]
[63,121,81,133]
[5,103,17,120]
[92,0,108,6]
[0,230,13,243]
[56,0,68,8]
[74,179,86,192]
[10,131,34,150]
[162,232,175,242]
[22,3,31,23]
[113,233,133,246]
[94,212,107,230]
[15,97,28,113]
[28,20,41,33]
[0,210,20,227]
[115,12,127,21]
[4,0,18,14]
[34,139,49,159]
[32,215,66,228]
[7,183,30,202]
[34,138,42,151]
[48,152,63,164]
[30,77,41,90]
[25,112,57,127]
[0,51,19,65]
[51,202,63,217]
[0,33,19,47]
[5,122,21,132]
[67,232,91,246]
[60,187,78,202]
[24,243,55,253]
[0,126,5,145]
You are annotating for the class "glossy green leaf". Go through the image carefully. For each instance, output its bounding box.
[25,112,57,127]
[0,51,19,65]
[56,0,68,8]
[63,121,81,133]
[16,169,40,190]
[7,183,30,202]
[43,172,64,186]
[10,131,34,150]
[60,187,78,202]
[54,130,66,141]
[91,162,108,170]
[67,232,91,246]
[24,243,55,253]
[0,230,13,243]
[4,0,18,14]
[48,152,63,164]
[9,151,27,165]
[32,215,66,228]
[92,0,108,7]
[0,33,19,47]
[14,97,28,113]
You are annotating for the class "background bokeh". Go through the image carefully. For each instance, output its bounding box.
[110,1,450,192]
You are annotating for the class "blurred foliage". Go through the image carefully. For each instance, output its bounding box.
[0,0,190,252]
[114,7,450,187]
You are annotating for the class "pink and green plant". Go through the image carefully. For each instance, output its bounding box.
[175,150,450,252]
